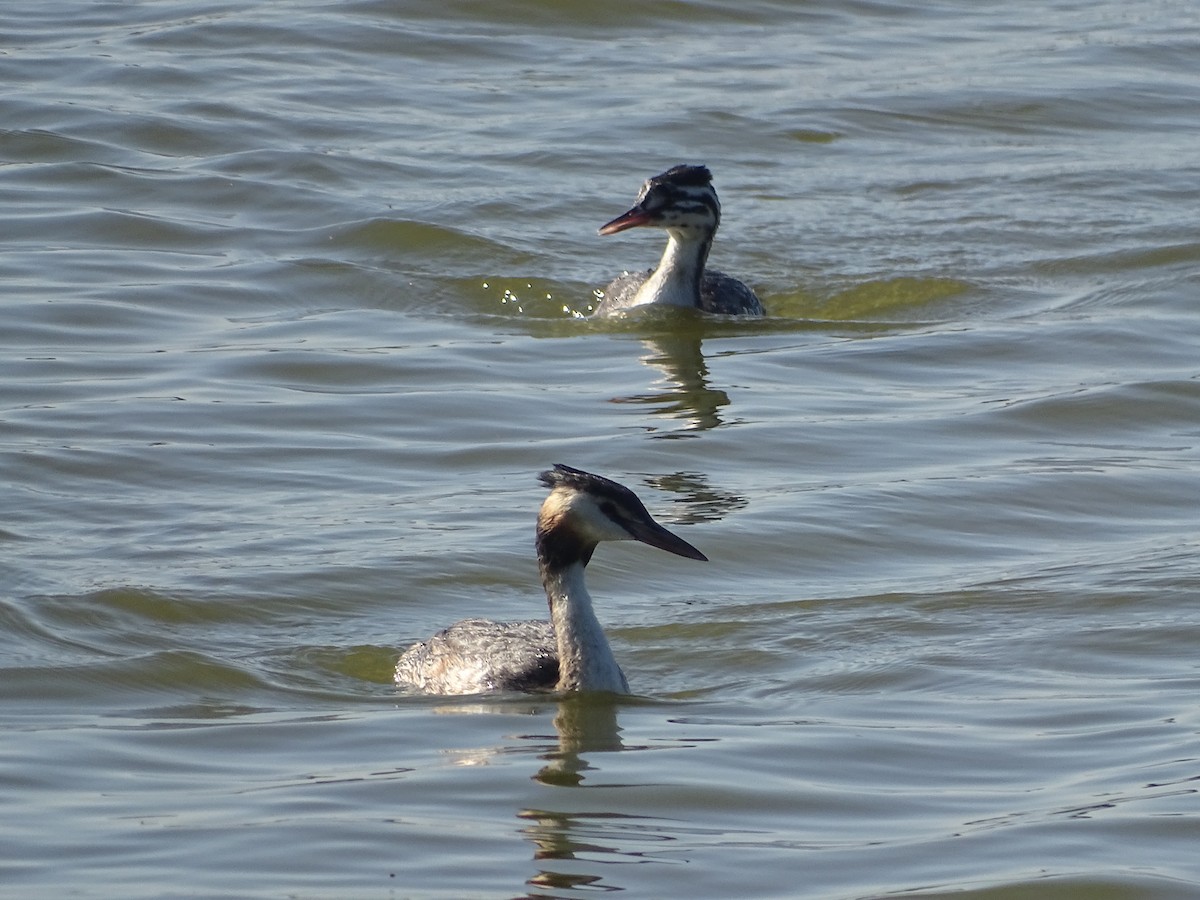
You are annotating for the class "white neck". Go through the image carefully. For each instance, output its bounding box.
[544,561,629,693]
[629,227,713,309]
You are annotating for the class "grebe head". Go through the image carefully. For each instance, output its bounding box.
[598,164,720,240]
[536,464,708,567]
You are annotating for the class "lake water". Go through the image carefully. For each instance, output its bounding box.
[3,1,1199,897]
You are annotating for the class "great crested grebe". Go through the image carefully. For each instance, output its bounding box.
[394,465,707,695]
[595,164,764,317]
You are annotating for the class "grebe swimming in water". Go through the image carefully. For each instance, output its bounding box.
[394,465,707,695]
[595,164,764,317]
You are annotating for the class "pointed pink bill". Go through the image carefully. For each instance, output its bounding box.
[598,205,654,236]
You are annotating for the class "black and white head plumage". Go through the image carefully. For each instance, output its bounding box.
[598,164,721,236]
[538,463,655,515]
[536,464,707,571]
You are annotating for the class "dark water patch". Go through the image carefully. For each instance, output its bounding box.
[1,648,267,708]
[897,874,1200,900]
[1033,240,1200,279]
[774,276,975,321]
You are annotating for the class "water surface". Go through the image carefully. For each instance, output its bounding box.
[3,1,1199,897]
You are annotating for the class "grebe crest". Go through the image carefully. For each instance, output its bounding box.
[394,465,707,696]
[595,164,764,317]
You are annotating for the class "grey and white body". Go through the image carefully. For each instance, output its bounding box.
[394,465,708,696]
[595,165,764,317]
